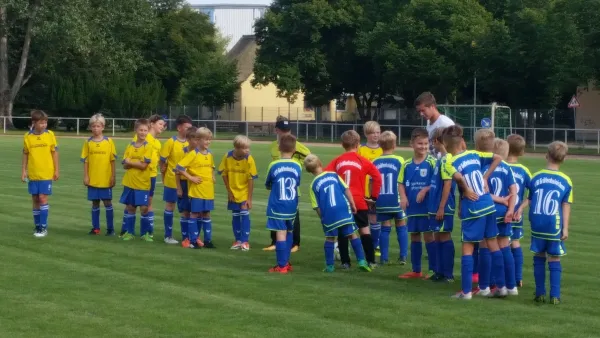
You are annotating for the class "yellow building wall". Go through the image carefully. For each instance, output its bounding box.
[575,83,600,141]
[239,74,315,122]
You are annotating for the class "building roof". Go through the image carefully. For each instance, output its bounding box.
[227,35,257,83]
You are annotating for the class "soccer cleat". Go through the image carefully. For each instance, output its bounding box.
[476,287,492,297]
[195,238,205,248]
[534,295,546,304]
[105,229,115,236]
[291,245,299,253]
[444,277,455,284]
[262,245,276,251]
[323,265,335,273]
[340,263,351,270]
[268,265,290,274]
[422,270,437,280]
[398,256,407,265]
[34,228,48,238]
[472,273,479,284]
[549,297,560,305]
[517,280,523,288]
[89,228,101,235]
[493,286,508,298]
[189,242,202,249]
[119,230,127,238]
[507,287,519,296]
[181,238,191,248]
[230,241,242,250]
[375,247,381,258]
[121,233,134,241]
[241,242,250,251]
[429,273,445,282]
[334,246,341,261]
[204,241,216,249]
[141,234,153,242]
[471,286,481,295]
[380,259,389,265]
[369,262,378,269]
[451,291,472,300]
[164,237,179,245]
[398,271,423,279]
[358,260,372,272]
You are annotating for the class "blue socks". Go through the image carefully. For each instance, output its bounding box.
[164,210,174,238]
[502,247,516,289]
[147,211,154,234]
[324,241,335,266]
[442,240,455,278]
[411,241,422,273]
[370,223,381,248]
[126,212,136,235]
[478,247,491,289]
[512,246,524,283]
[491,250,506,288]
[180,217,189,240]
[40,204,49,229]
[197,218,203,236]
[461,255,474,294]
[240,210,250,242]
[106,205,114,230]
[435,241,443,275]
[33,209,40,227]
[92,207,100,229]
[286,231,293,262]
[275,240,287,268]
[425,241,437,272]
[396,226,408,258]
[232,211,241,242]
[140,214,150,236]
[350,237,366,261]
[379,226,391,263]
[203,218,212,242]
[533,256,547,296]
[121,210,127,234]
[472,242,480,274]
[549,261,561,299]
[188,217,199,243]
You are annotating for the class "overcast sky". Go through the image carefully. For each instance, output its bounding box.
[187,0,273,5]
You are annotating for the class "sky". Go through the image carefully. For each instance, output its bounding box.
[187,0,273,5]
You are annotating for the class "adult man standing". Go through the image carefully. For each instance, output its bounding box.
[415,92,455,158]
[263,116,311,253]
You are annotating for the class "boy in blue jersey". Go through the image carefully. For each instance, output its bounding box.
[442,125,504,300]
[372,131,407,265]
[476,130,519,296]
[265,134,302,273]
[305,154,371,272]
[506,134,532,288]
[529,141,572,305]
[398,128,437,279]
[427,127,457,282]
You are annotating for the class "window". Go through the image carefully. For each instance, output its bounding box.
[199,8,215,23]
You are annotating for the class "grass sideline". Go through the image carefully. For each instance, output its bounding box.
[1,136,599,337]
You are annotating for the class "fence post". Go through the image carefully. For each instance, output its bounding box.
[564,130,567,144]
[76,118,80,135]
[305,122,308,141]
[597,130,599,154]
[245,121,249,137]
[330,122,334,143]
[112,119,116,136]
[261,107,264,122]
[533,129,536,150]
[3,116,5,134]
[213,120,217,139]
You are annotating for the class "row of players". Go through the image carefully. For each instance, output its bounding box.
[22,110,572,303]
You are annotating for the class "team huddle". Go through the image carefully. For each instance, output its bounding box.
[21,105,573,304]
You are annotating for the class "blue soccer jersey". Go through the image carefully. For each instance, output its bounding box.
[507,163,532,219]
[400,155,436,217]
[265,159,302,220]
[528,169,573,240]
[484,161,517,219]
[443,150,496,220]
[428,154,456,215]
[373,155,404,214]
[310,172,354,230]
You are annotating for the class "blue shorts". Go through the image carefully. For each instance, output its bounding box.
[324,223,358,238]
[407,216,430,233]
[119,187,149,206]
[87,187,112,201]
[28,180,52,195]
[149,177,157,197]
[531,237,566,257]
[429,215,454,233]
[163,186,179,203]
[228,201,246,211]
[497,222,513,237]
[266,218,294,231]
[377,211,407,223]
[511,220,524,240]
[190,198,214,213]
[461,213,498,242]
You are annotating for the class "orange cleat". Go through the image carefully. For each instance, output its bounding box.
[269,265,290,274]
[286,263,293,272]
[195,239,205,248]
[241,242,250,251]
[398,271,423,279]
[181,238,190,248]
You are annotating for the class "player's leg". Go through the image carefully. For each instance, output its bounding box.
[511,226,524,287]
[337,231,351,268]
[531,237,548,303]
[345,224,370,272]
[37,193,50,236]
[264,231,277,251]
[102,198,114,236]
[472,241,480,284]
[291,209,300,252]
[240,201,251,251]
[452,216,483,299]
[395,213,408,264]
[140,205,153,242]
[323,233,337,272]
[399,218,423,278]
[477,240,491,294]
[267,218,289,273]
[188,210,201,249]
[356,211,376,267]
[177,187,190,246]
[122,204,137,240]
[285,220,294,266]
[498,227,517,294]
[146,177,157,236]
[379,217,392,264]
[439,230,454,282]
[31,192,41,235]
[369,211,381,258]
[484,215,506,297]
[90,199,101,235]
[547,240,565,304]
[229,202,242,250]
[163,201,176,242]
[423,220,437,279]
[203,210,215,248]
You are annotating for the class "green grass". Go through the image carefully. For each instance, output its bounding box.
[1,135,599,337]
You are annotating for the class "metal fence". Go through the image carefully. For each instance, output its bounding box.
[3,116,600,154]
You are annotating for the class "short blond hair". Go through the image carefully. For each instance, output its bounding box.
[378,131,397,151]
[304,154,321,174]
[341,130,360,150]
[186,126,198,139]
[233,135,251,148]
[363,121,381,135]
[547,141,568,164]
[494,138,509,160]
[507,134,526,156]
[197,127,213,140]
[432,127,446,143]
[89,113,106,127]
[475,128,495,151]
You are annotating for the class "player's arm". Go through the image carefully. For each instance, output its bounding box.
[416,185,430,203]
[366,161,382,200]
[51,134,59,180]
[398,166,408,209]
[344,188,357,214]
[504,183,518,222]
[561,202,570,240]
[309,186,321,217]
[491,194,509,205]
[159,139,172,175]
[175,172,183,197]
[80,142,89,186]
[21,142,28,182]
[436,179,452,220]
[265,163,274,190]
[443,160,478,201]
[482,153,502,183]
[246,155,258,209]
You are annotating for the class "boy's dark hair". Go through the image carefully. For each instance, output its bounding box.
[442,125,464,150]
[341,130,360,150]
[415,92,436,107]
[135,118,150,130]
[410,127,429,141]
[507,134,526,156]
[279,134,297,153]
[149,114,164,124]
[432,127,446,142]
[176,115,192,126]
[31,110,48,122]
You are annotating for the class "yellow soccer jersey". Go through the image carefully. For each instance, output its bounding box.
[133,133,161,178]
[176,149,215,199]
[270,139,311,166]
[23,130,58,181]
[160,136,189,188]
[218,150,258,203]
[122,142,154,190]
[358,144,383,197]
[80,137,117,188]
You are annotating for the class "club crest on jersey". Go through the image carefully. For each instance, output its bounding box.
[433,166,439,175]
[420,169,428,177]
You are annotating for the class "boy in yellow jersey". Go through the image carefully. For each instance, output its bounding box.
[358,121,383,256]
[159,115,192,244]
[264,116,311,252]
[175,127,198,246]
[81,113,117,236]
[219,135,258,251]
[21,110,59,238]
[176,127,216,249]
[120,119,155,241]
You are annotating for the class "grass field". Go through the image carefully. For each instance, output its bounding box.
[1,135,599,337]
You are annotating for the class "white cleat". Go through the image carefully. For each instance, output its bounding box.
[477,287,492,297]
[452,291,472,300]
[334,242,341,261]
[507,287,519,296]
[494,286,508,297]
[34,229,48,238]
[230,241,242,250]
[164,237,179,244]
